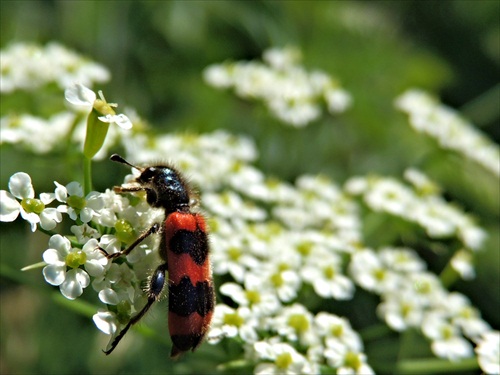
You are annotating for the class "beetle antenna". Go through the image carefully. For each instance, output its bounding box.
[110,154,141,170]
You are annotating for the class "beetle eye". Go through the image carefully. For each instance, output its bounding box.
[140,168,156,182]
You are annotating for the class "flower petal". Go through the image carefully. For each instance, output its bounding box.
[98,288,119,305]
[0,190,20,222]
[40,208,62,230]
[65,82,96,109]
[48,234,72,255]
[93,310,118,335]
[66,181,84,197]
[42,248,65,265]
[60,269,89,299]
[43,264,66,285]
[113,113,133,130]
[98,114,132,130]
[9,172,34,199]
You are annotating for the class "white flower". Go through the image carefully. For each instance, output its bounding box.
[207,304,258,344]
[450,250,475,280]
[271,304,317,347]
[439,292,491,341]
[42,234,91,299]
[314,312,362,351]
[324,88,352,113]
[65,82,132,129]
[301,251,354,300]
[71,223,101,243]
[422,312,473,361]
[219,273,281,316]
[210,234,260,282]
[475,331,500,375]
[377,290,424,331]
[55,181,104,223]
[81,239,109,277]
[349,249,399,294]
[363,178,416,216]
[324,346,374,375]
[378,247,426,273]
[0,172,60,231]
[253,341,318,375]
[203,191,267,221]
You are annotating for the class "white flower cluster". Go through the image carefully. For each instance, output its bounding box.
[396,89,500,177]
[345,169,487,253]
[1,112,76,154]
[1,83,132,158]
[204,47,352,127]
[0,42,110,93]
[350,247,492,361]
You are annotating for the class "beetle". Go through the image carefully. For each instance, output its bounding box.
[101,153,214,358]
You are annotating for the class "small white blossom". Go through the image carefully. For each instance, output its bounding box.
[0,172,60,231]
[450,250,476,280]
[301,250,354,300]
[475,331,500,375]
[271,304,318,347]
[208,304,258,344]
[324,345,374,375]
[42,234,91,299]
[422,312,473,361]
[253,341,318,375]
[315,312,362,351]
[219,273,281,316]
[65,82,132,130]
[378,290,424,331]
[349,249,399,294]
[55,181,104,223]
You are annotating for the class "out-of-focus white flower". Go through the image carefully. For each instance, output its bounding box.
[253,340,319,375]
[422,312,474,361]
[0,42,109,93]
[396,89,500,177]
[475,331,500,375]
[204,47,351,127]
[207,304,258,344]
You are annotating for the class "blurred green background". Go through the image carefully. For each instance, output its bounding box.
[1,1,498,374]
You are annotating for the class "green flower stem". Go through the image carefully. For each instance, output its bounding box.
[396,357,479,374]
[359,323,392,341]
[84,156,92,195]
[63,112,84,155]
[52,291,97,318]
[460,83,500,127]
[439,260,459,289]
[20,261,46,271]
